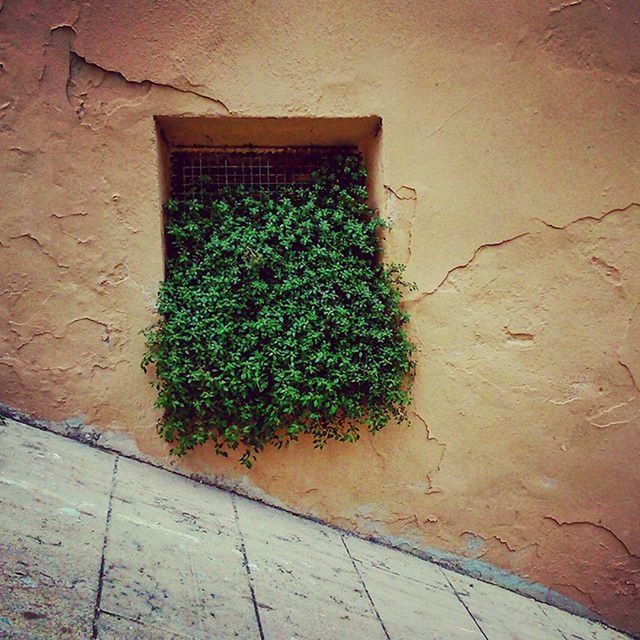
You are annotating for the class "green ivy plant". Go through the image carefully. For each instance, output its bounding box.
[142,153,416,467]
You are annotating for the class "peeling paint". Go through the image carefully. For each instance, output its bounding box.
[544,516,640,560]
[66,51,230,120]
[549,0,586,15]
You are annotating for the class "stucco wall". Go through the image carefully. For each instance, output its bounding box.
[1,0,639,633]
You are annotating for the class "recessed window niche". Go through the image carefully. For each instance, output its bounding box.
[155,116,382,206]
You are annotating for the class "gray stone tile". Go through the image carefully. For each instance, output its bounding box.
[539,603,633,640]
[446,569,567,640]
[0,419,113,640]
[100,458,258,640]
[345,536,484,639]
[345,533,451,587]
[113,455,237,531]
[235,496,387,640]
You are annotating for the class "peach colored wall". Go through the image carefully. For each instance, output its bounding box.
[1,0,639,633]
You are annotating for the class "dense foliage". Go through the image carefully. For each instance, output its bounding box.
[142,154,415,467]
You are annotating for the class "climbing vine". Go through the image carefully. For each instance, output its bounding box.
[142,153,415,467]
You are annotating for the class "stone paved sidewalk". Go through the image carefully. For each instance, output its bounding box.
[0,418,632,639]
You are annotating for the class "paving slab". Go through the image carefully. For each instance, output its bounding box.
[99,458,258,639]
[539,604,635,640]
[0,418,113,640]
[446,569,567,640]
[344,535,485,639]
[96,609,208,639]
[235,495,387,640]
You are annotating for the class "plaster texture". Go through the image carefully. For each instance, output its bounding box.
[1,0,639,633]
[0,418,634,640]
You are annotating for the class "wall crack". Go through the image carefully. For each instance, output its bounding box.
[534,202,640,231]
[67,50,231,114]
[410,232,530,301]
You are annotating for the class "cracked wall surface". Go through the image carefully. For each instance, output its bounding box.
[1,0,639,634]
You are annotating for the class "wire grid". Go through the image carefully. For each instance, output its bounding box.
[170,148,352,198]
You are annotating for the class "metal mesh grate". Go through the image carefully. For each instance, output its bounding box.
[170,147,354,198]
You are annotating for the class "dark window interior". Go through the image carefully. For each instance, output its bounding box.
[169,146,355,198]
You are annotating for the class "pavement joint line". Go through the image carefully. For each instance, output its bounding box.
[442,571,490,640]
[537,602,572,640]
[99,607,144,627]
[99,608,198,640]
[232,495,266,640]
[349,556,449,589]
[340,534,392,640]
[92,455,119,640]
